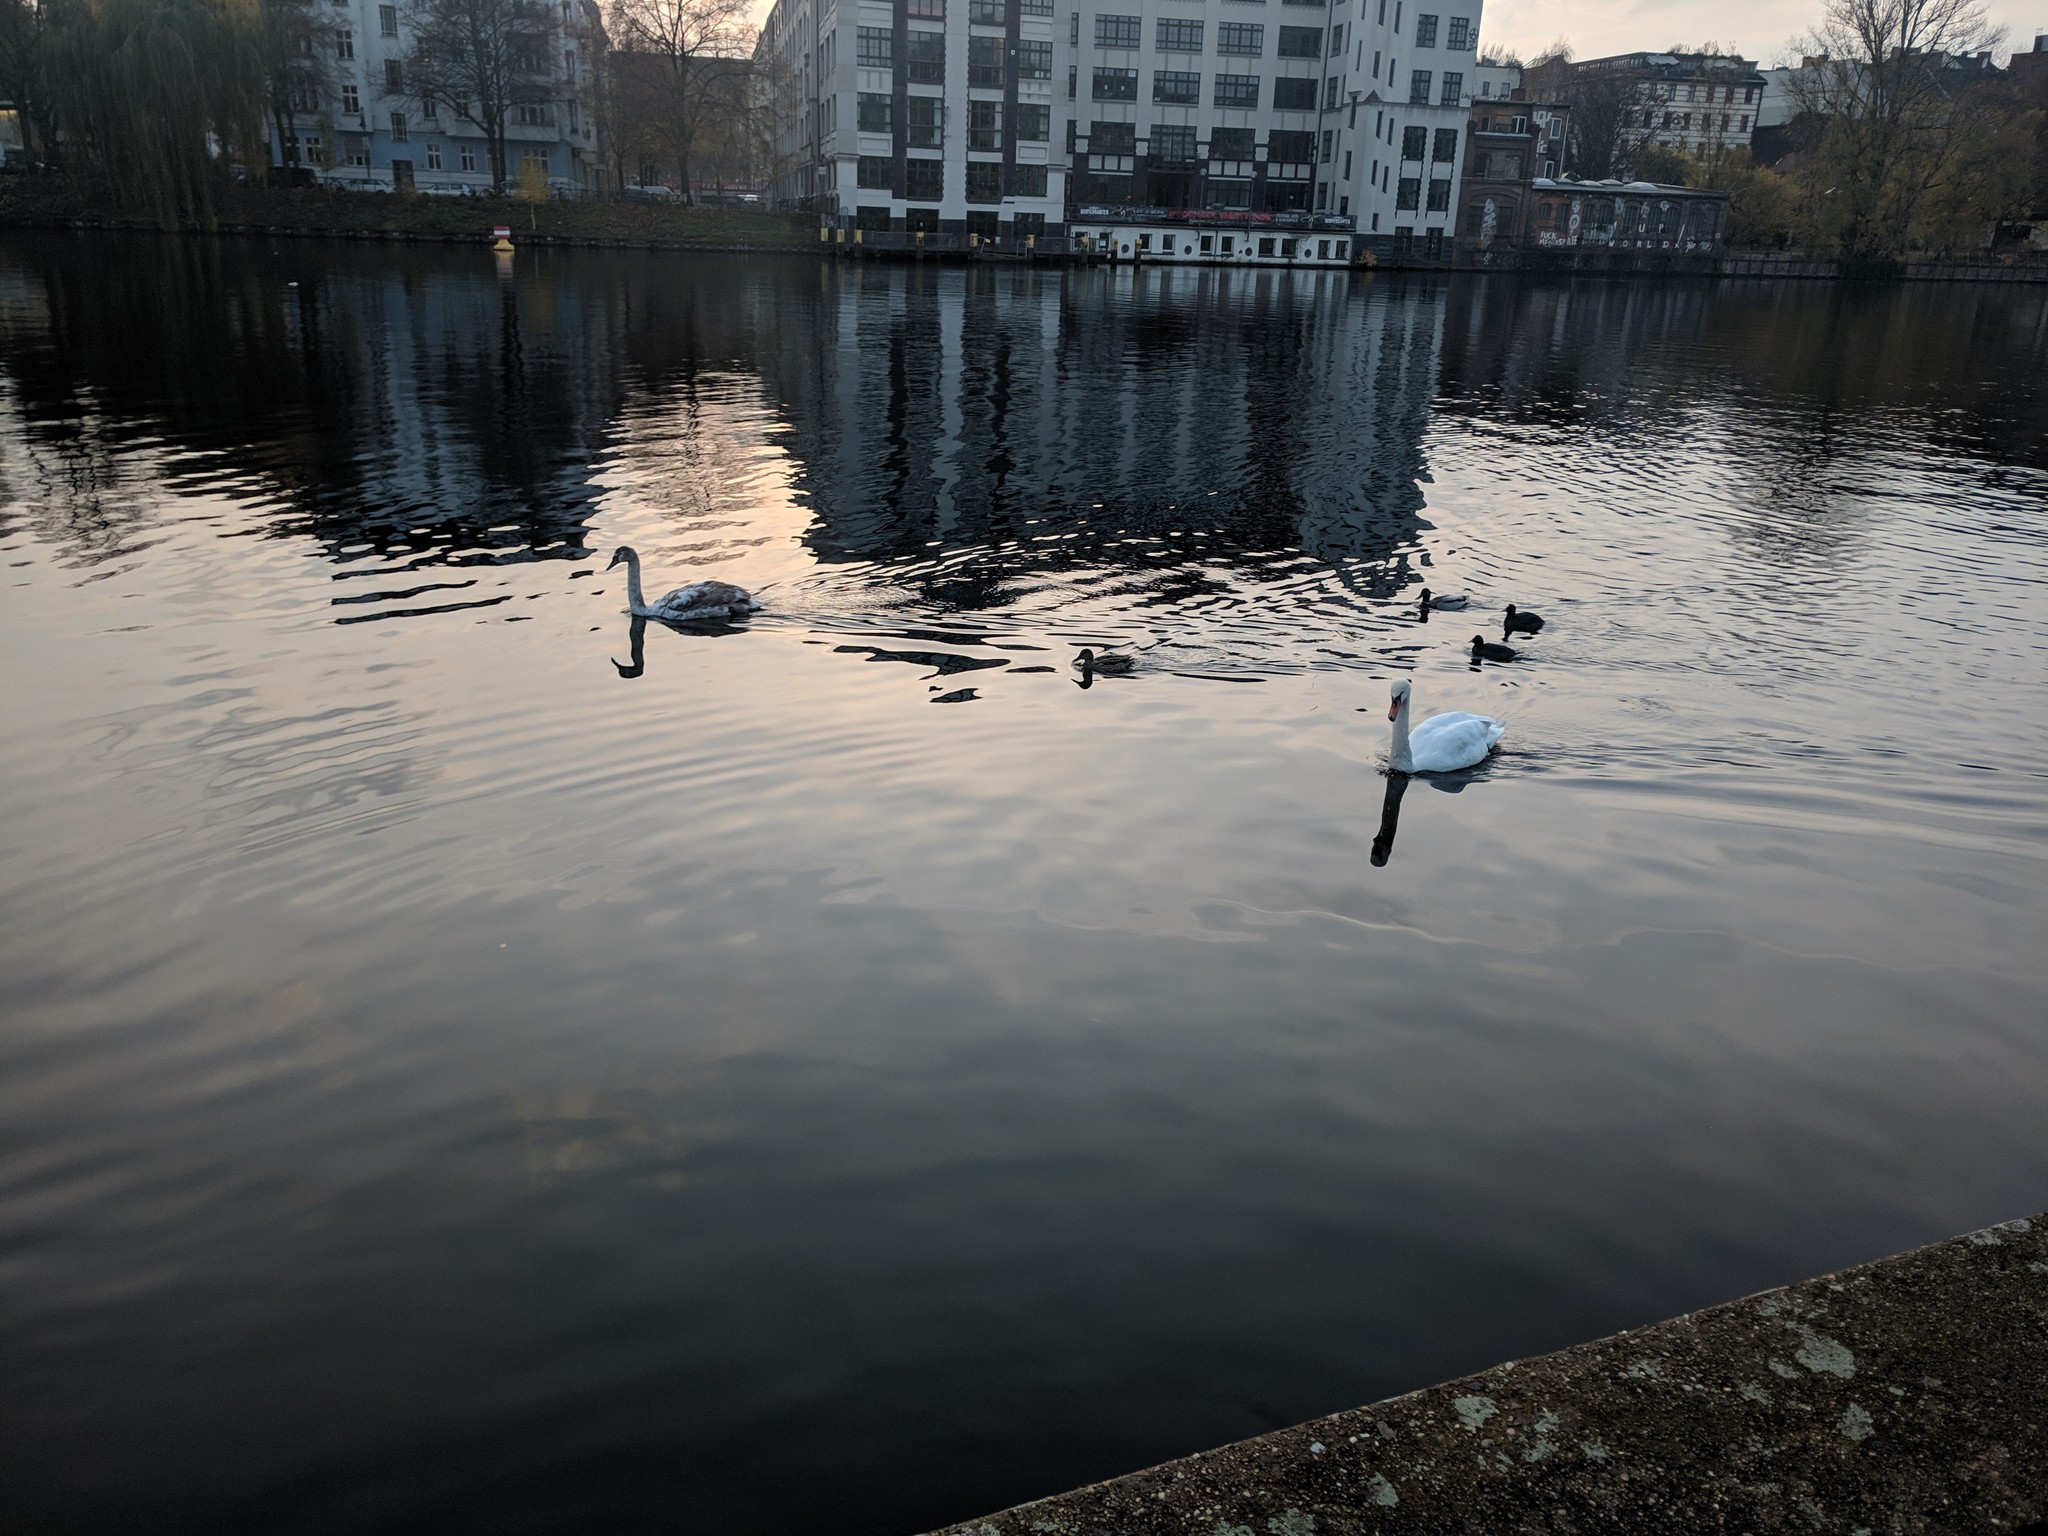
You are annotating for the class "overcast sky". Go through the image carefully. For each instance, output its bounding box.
[741,0,2047,74]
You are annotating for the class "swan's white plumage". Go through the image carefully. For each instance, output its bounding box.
[1387,679,1504,773]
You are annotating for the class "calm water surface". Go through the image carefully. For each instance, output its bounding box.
[3,237,2046,1534]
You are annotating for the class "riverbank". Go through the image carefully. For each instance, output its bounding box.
[0,179,817,251]
[928,1214,2048,1535]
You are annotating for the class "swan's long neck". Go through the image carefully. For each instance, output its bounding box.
[623,552,647,613]
[1390,700,1414,772]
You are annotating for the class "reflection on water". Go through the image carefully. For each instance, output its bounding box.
[2,236,2047,1536]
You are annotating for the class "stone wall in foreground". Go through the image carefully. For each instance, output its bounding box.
[927,1214,2048,1535]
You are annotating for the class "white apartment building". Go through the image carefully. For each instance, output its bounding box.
[758,0,1069,238]
[761,0,1484,255]
[1574,51,1766,161]
[271,0,607,194]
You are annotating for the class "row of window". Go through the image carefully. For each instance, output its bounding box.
[1077,121,1455,166]
[1407,69,1462,105]
[1394,175,1452,210]
[905,0,1055,18]
[1661,80,1757,104]
[1406,14,1472,49]
[855,28,1053,80]
[854,158,1052,199]
[1094,14,1324,56]
[1653,110,1752,133]
[855,94,1053,142]
[1090,67,1335,109]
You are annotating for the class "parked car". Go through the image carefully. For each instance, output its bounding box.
[623,184,680,201]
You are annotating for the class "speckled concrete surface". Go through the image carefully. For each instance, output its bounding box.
[926,1215,2048,1536]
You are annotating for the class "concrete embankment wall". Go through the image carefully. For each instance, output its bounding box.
[927,1214,2048,1535]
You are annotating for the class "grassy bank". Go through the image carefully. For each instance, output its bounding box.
[0,178,819,249]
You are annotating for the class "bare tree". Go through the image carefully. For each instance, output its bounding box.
[1790,0,2003,259]
[405,0,555,192]
[608,0,749,202]
[260,0,328,172]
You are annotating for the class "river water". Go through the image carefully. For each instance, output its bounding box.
[3,236,2045,1534]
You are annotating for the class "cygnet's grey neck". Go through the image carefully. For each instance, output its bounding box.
[622,551,646,612]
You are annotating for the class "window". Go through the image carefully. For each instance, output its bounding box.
[378,2,396,34]
[460,144,476,171]
[1095,13,1139,46]
[1213,73,1258,107]
[969,98,1002,148]
[1014,164,1049,195]
[289,86,319,112]
[1320,128,1333,161]
[907,94,943,146]
[1151,123,1196,161]
[336,26,353,57]
[1426,176,1449,209]
[1267,128,1313,161]
[1330,22,1344,52]
[1738,113,1749,131]
[1153,69,1199,103]
[907,30,945,82]
[1210,126,1253,157]
[420,94,439,121]
[1272,75,1316,108]
[1440,70,1461,103]
[1216,22,1263,53]
[1276,25,1320,56]
[969,0,1005,20]
[858,155,891,187]
[1446,15,1469,47]
[1019,40,1051,77]
[966,161,1002,201]
[858,92,891,131]
[384,58,403,90]
[1408,69,1430,103]
[1395,177,1420,209]
[1414,12,1436,45]
[389,110,407,139]
[1156,17,1202,51]
[969,35,1005,86]
[425,141,442,169]
[1014,102,1050,140]
[1021,0,1051,14]
[857,26,892,67]
[908,0,943,14]
[1432,126,1457,160]
[1091,120,1134,153]
[342,83,360,113]
[1093,66,1137,99]
[515,102,552,126]
[1325,74,1339,108]
[1401,124,1425,159]
[905,159,944,199]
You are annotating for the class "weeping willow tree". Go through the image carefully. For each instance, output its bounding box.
[47,0,267,224]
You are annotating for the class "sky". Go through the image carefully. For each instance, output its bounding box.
[740,0,2047,73]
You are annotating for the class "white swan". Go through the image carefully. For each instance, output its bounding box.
[607,545,758,621]
[1387,678,1505,774]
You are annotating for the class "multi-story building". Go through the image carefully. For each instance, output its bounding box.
[1574,51,1765,160]
[757,0,1069,239]
[1456,93,1566,247]
[272,0,608,194]
[760,0,1484,257]
[1471,55,1518,101]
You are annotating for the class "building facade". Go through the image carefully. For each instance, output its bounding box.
[760,0,1485,255]
[1456,94,1566,246]
[758,0,1069,238]
[271,0,607,193]
[1574,51,1766,161]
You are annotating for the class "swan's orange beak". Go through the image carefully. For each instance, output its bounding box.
[1387,698,1400,721]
